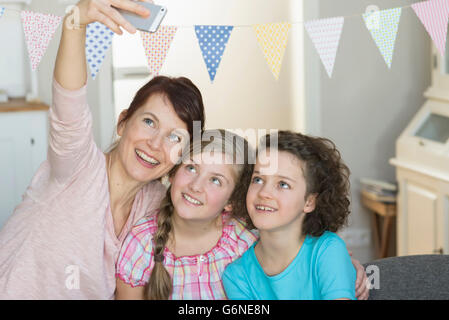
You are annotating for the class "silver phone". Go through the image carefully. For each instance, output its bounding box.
[116,2,167,33]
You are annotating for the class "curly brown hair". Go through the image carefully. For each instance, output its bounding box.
[260,131,351,237]
[145,129,254,300]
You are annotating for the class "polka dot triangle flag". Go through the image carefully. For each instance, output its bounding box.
[20,11,62,71]
[140,26,178,76]
[304,17,344,78]
[0,7,5,19]
[85,22,114,79]
[412,0,449,57]
[363,7,402,69]
[194,25,233,82]
[253,22,291,80]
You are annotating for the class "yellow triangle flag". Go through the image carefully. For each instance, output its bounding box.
[253,22,291,80]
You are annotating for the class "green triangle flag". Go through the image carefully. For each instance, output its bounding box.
[363,7,402,68]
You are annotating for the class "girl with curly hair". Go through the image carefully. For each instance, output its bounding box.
[223,130,357,300]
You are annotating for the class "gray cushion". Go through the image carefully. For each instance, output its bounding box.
[363,255,449,300]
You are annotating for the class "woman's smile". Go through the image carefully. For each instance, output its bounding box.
[135,149,160,168]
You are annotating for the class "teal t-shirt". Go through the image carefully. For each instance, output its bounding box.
[222,232,356,300]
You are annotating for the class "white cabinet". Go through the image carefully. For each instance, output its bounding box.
[0,103,48,229]
[393,167,448,255]
[390,43,449,256]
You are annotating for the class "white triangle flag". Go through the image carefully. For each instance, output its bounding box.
[304,17,344,78]
[21,11,62,70]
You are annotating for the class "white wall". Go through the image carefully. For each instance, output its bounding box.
[304,0,431,263]
[0,1,30,97]
[28,0,115,151]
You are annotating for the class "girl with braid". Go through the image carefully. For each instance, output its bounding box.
[115,129,257,299]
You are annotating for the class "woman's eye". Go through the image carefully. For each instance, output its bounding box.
[279,181,290,189]
[186,165,196,173]
[211,177,221,186]
[252,177,263,184]
[143,118,154,127]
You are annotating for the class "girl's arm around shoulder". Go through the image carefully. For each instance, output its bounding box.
[228,217,259,256]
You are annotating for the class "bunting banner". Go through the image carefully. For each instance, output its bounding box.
[363,7,402,68]
[253,22,291,80]
[20,11,62,71]
[412,0,449,57]
[1,2,448,84]
[194,25,233,82]
[304,17,344,78]
[140,25,178,76]
[85,22,114,79]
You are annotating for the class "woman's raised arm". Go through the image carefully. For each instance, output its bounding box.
[54,0,151,90]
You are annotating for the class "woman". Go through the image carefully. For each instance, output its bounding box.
[0,0,205,299]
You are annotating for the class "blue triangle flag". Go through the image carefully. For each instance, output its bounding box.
[194,25,233,82]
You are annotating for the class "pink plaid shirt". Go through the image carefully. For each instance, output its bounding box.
[116,212,258,300]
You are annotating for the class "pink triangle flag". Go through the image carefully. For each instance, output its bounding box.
[21,11,62,71]
[412,0,449,57]
[140,26,178,76]
[304,17,344,78]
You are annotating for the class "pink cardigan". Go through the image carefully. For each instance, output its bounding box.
[0,79,166,299]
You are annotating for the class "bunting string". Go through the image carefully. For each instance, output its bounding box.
[1,4,415,26]
[0,1,447,81]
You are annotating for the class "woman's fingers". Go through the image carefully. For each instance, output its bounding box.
[110,0,151,17]
[356,281,365,297]
[102,4,136,33]
[357,286,370,300]
[351,256,370,300]
[95,11,123,35]
[355,275,370,300]
[352,258,364,287]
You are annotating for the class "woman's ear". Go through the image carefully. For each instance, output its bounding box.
[117,110,128,137]
[304,193,318,214]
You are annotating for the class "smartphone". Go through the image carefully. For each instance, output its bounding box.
[116,2,167,33]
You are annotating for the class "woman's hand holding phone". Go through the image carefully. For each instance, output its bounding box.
[55,0,152,90]
[74,0,152,35]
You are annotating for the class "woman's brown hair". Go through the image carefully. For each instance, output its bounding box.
[145,129,254,300]
[260,131,351,237]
